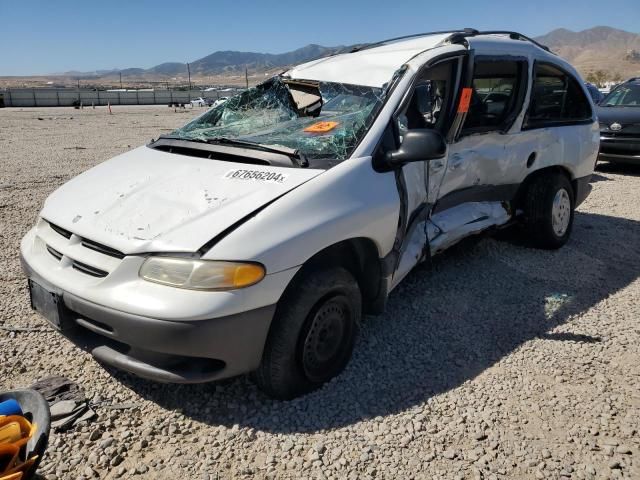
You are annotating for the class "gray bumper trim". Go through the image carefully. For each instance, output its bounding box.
[21,253,276,383]
[573,174,592,208]
[598,152,640,164]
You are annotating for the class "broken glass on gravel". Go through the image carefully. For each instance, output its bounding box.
[171,77,387,163]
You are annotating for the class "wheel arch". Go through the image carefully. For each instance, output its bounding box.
[280,237,387,316]
[514,165,575,209]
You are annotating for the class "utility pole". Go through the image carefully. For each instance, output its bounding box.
[186,62,192,101]
[245,67,248,89]
[119,72,123,89]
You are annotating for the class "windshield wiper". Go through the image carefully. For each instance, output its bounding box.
[206,137,309,167]
[157,135,308,167]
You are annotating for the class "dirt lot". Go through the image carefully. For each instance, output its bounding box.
[1,106,639,480]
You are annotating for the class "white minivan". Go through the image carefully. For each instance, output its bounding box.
[21,30,598,399]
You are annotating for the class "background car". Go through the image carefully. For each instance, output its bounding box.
[585,82,604,103]
[190,97,208,107]
[597,78,640,164]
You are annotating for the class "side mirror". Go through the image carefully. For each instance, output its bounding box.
[385,129,446,167]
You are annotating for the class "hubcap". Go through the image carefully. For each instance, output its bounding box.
[552,188,571,236]
[302,296,350,382]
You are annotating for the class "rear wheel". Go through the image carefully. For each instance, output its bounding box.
[523,173,575,249]
[254,267,361,399]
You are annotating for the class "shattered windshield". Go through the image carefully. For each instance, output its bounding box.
[170,77,385,161]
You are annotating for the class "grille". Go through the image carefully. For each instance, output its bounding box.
[46,245,63,261]
[49,222,72,239]
[600,122,640,138]
[71,260,108,278]
[48,221,125,259]
[46,240,108,277]
[81,238,125,259]
[44,220,123,279]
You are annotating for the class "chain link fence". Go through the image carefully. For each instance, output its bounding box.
[0,88,242,107]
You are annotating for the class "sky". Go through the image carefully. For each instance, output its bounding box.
[1,0,639,76]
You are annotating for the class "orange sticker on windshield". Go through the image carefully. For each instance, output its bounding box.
[457,88,473,113]
[304,121,339,133]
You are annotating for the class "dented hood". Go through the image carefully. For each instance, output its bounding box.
[40,146,323,254]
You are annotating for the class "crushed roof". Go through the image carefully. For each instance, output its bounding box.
[287,32,553,88]
[287,33,453,88]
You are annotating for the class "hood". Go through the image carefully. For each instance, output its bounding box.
[40,146,323,254]
[596,106,640,127]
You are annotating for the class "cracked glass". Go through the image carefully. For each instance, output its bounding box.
[171,77,387,162]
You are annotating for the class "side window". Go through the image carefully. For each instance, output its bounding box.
[397,58,458,139]
[462,59,527,133]
[524,63,592,128]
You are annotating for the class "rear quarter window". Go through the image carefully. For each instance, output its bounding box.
[524,62,592,129]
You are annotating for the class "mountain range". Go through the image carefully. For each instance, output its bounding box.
[61,26,640,81]
[534,26,640,79]
[65,44,349,79]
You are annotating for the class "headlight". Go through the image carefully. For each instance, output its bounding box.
[139,257,265,290]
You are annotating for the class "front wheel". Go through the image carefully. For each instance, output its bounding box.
[254,267,361,399]
[523,173,575,249]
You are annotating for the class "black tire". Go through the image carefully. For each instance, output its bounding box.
[523,172,575,249]
[254,267,361,399]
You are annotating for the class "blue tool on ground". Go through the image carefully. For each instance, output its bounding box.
[0,400,22,417]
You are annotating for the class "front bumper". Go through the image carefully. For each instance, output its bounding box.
[599,134,640,164]
[19,218,292,383]
[22,254,276,383]
[598,152,640,164]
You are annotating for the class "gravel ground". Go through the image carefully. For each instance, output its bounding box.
[1,106,639,480]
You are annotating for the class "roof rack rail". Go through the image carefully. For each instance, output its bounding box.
[447,30,553,53]
[347,28,552,55]
[349,28,477,53]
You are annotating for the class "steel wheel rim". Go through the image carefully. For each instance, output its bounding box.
[302,296,351,382]
[552,188,571,236]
